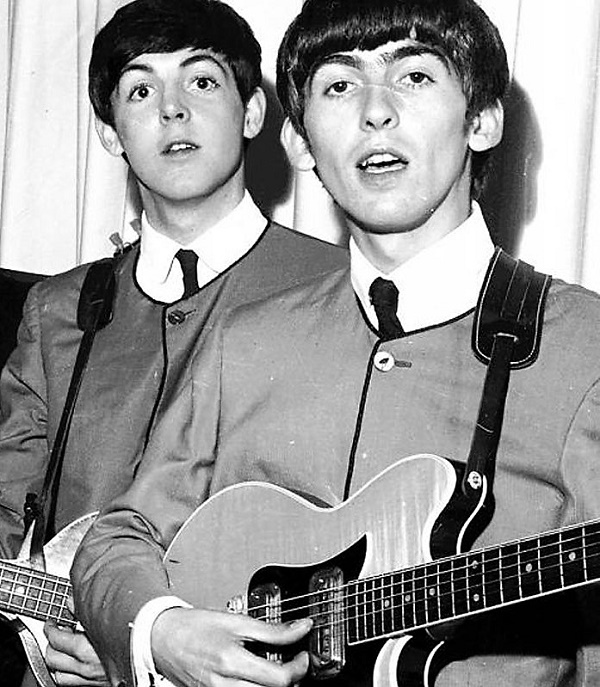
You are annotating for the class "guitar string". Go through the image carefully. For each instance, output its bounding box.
[303,540,600,625]
[244,539,600,632]
[2,524,598,630]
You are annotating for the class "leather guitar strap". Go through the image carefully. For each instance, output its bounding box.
[24,257,117,570]
[462,247,551,508]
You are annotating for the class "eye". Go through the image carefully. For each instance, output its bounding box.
[401,71,433,88]
[325,80,353,96]
[129,83,154,101]
[192,75,219,92]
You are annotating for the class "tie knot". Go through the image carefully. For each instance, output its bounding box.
[369,277,399,309]
[368,277,404,339]
[175,249,199,299]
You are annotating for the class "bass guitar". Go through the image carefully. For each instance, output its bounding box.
[0,512,96,687]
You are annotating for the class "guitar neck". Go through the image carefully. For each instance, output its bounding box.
[0,559,76,627]
[346,518,600,643]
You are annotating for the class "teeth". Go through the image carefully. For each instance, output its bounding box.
[168,143,194,152]
[369,153,397,164]
[360,152,401,169]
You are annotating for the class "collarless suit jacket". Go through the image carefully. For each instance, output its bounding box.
[0,221,348,556]
[73,264,600,686]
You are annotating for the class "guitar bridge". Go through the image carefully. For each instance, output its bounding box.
[308,566,345,679]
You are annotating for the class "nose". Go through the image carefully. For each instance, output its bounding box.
[360,85,399,131]
[160,88,190,123]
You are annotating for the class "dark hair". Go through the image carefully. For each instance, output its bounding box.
[276,0,509,194]
[89,0,262,127]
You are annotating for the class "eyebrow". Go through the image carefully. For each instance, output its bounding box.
[119,53,230,80]
[312,44,451,76]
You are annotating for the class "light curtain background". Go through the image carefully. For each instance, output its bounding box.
[0,0,599,292]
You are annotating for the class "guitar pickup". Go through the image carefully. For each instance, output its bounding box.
[308,566,345,679]
[247,582,283,664]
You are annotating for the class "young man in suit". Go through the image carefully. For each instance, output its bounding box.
[72,1,600,686]
[0,0,346,684]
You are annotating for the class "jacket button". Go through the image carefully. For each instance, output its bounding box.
[167,310,186,325]
[373,350,395,372]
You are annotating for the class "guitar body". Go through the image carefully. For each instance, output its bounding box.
[165,454,476,687]
[0,512,96,687]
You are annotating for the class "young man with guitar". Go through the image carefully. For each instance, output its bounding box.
[0,1,346,684]
[72,1,600,686]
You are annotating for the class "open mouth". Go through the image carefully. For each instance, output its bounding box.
[357,152,408,173]
[163,141,198,155]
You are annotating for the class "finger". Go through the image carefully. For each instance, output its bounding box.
[49,670,109,687]
[233,647,311,687]
[44,628,107,682]
[44,624,101,665]
[45,644,105,679]
[239,617,313,646]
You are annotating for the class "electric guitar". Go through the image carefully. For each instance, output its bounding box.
[0,512,96,687]
[4,454,600,686]
[164,453,600,687]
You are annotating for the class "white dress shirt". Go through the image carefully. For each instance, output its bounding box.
[135,192,267,303]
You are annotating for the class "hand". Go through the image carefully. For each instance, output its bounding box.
[152,607,313,687]
[44,621,109,686]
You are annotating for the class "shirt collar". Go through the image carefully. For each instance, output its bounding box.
[136,192,267,302]
[351,202,495,332]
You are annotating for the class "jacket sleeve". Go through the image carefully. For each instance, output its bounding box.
[559,377,600,684]
[71,321,224,685]
[0,284,50,557]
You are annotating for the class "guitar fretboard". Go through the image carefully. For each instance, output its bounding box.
[345,519,600,643]
[0,561,75,627]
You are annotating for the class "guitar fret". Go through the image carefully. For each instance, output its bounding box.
[437,558,452,621]
[562,528,585,586]
[539,531,561,592]
[583,529,588,580]
[0,564,74,624]
[519,537,541,598]
[500,543,520,601]
[482,547,501,607]
[346,580,358,643]
[585,522,600,582]
[452,553,468,617]
[359,579,367,641]
[465,553,484,612]
[427,561,441,623]
[413,564,427,627]
[368,577,379,639]
[383,574,396,636]
[403,567,416,629]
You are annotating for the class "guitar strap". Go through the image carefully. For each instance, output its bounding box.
[462,247,551,505]
[24,255,119,569]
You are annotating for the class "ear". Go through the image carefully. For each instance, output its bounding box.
[280,117,315,172]
[243,87,267,140]
[95,117,125,158]
[468,99,504,153]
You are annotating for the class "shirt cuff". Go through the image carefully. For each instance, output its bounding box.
[130,595,192,687]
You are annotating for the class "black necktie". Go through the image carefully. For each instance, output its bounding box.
[369,277,404,339]
[175,249,200,299]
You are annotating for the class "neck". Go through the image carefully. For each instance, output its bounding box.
[349,198,472,274]
[140,185,245,246]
